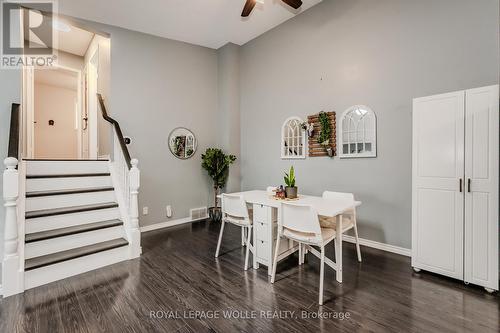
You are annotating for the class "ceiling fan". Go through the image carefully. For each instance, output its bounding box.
[241,0,303,17]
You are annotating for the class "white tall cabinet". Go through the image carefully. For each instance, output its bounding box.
[412,85,499,292]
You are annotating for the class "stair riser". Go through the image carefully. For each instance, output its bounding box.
[26,191,116,211]
[26,208,121,233]
[26,176,112,192]
[24,245,129,290]
[25,226,125,259]
[26,161,109,175]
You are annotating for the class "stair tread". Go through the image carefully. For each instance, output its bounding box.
[25,219,123,243]
[26,187,114,198]
[26,202,119,219]
[27,173,111,179]
[25,238,128,271]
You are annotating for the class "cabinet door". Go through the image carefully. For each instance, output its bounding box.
[464,85,499,290]
[412,91,465,279]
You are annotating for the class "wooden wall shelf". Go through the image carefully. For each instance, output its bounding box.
[307,112,336,157]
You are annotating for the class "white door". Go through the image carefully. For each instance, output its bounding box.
[412,91,465,279]
[464,85,499,290]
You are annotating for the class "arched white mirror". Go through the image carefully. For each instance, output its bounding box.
[339,105,377,158]
[281,117,306,159]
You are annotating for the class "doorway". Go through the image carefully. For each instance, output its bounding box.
[32,66,81,159]
[21,13,111,160]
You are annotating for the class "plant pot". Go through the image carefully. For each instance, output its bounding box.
[285,186,298,199]
[208,207,222,222]
[326,147,334,157]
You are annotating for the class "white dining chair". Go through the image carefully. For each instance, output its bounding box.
[322,191,362,262]
[215,194,255,270]
[271,202,338,305]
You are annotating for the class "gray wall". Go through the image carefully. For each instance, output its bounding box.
[100,24,219,226]
[0,0,498,260]
[239,0,499,248]
[0,19,219,230]
[217,43,241,193]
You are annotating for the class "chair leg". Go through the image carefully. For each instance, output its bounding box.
[241,227,245,246]
[319,245,325,305]
[353,222,362,262]
[270,234,281,283]
[298,242,302,266]
[215,220,225,258]
[302,244,306,263]
[334,238,343,283]
[244,226,252,270]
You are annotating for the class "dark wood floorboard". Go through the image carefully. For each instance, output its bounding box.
[1,220,498,332]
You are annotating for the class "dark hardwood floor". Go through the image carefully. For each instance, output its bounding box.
[1,220,498,333]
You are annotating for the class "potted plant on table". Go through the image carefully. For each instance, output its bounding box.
[201,148,236,222]
[284,166,298,199]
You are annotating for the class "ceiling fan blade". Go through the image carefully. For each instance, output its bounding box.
[241,0,257,17]
[281,0,303,9]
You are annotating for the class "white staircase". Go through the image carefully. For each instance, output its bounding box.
[2,159,141,296]
[2,96,140,297]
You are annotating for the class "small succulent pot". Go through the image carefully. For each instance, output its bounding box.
[285,186,298,199]
[326,147,334,157]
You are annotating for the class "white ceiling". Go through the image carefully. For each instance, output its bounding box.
[25,11,95,56]
[54,21,94,56]
[35,68,78,91]
[58,0,323,49]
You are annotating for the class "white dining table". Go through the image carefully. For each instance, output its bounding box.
[219,190,361,283]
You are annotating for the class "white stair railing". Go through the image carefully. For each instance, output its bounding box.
[99,94,141,258]
[2,103,23,297]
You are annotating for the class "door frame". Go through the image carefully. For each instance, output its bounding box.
[23,64,82,159]
[86,45,99,159]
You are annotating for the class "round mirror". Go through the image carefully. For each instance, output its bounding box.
[168,127,197,159]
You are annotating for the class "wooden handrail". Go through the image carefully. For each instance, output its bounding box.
[97,94,132,169]
[8,103,20,159]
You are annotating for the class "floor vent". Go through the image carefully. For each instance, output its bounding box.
[190,207,208,220]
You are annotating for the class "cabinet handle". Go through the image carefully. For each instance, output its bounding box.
[467,178,471,193]
[459,178,463,192]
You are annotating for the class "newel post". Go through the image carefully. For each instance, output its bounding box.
[2,157,23,296]
[128,158,141,258]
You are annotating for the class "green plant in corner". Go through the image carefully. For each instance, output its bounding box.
[284,166,296,187]
[318,111,331,147]
[201,148,237,210]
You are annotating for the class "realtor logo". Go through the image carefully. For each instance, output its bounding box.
[1,0,57,68]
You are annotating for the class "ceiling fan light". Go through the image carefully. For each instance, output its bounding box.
[53,20,71,33]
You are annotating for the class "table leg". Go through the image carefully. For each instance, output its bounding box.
[335,214,343,283]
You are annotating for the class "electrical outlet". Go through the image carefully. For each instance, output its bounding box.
[142,207,149,215]
[166,205,172,218]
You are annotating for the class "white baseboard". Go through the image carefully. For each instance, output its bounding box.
[140,218,411,257]
[140,217,205,233]
[343,235,411,257]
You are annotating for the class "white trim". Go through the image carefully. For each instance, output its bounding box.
[0,284,3,296]
[140,217,206,233]
[139,218,411,257]
[342,235,411,257]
